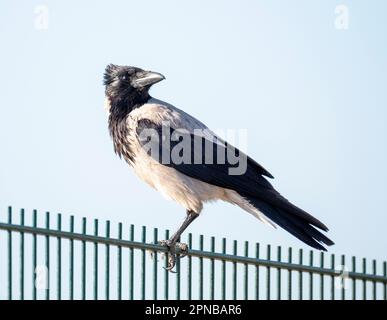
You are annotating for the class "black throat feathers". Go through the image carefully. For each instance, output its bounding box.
[108,90,151,164]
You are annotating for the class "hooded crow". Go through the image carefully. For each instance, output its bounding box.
[104,64,334,271]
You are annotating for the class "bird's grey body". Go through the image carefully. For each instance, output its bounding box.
[103,64,333,270]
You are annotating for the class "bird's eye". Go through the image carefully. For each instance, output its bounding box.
[121,75,127,81]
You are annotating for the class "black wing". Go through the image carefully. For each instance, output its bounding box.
[136,119,333,250]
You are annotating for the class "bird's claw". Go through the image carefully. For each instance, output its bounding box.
[164,256,177,272]
[158,240,189,272]
[176,242,189,258]
[158,239,171,247]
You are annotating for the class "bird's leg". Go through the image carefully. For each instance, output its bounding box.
[159,209,198,271]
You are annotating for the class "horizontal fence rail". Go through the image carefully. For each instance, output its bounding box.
[0,206,386,300]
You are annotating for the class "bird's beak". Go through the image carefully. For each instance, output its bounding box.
[132,71,165,88]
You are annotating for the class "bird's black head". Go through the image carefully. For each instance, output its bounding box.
[104,64,165,117]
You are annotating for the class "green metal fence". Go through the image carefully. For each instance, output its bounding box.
[0,206,386,300]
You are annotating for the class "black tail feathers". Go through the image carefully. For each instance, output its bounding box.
[242,194,334,251]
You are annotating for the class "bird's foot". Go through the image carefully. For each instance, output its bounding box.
[176,242,189,258]
[158,240,189,272]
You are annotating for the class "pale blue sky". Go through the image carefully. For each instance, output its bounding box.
[0,0,386,267]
